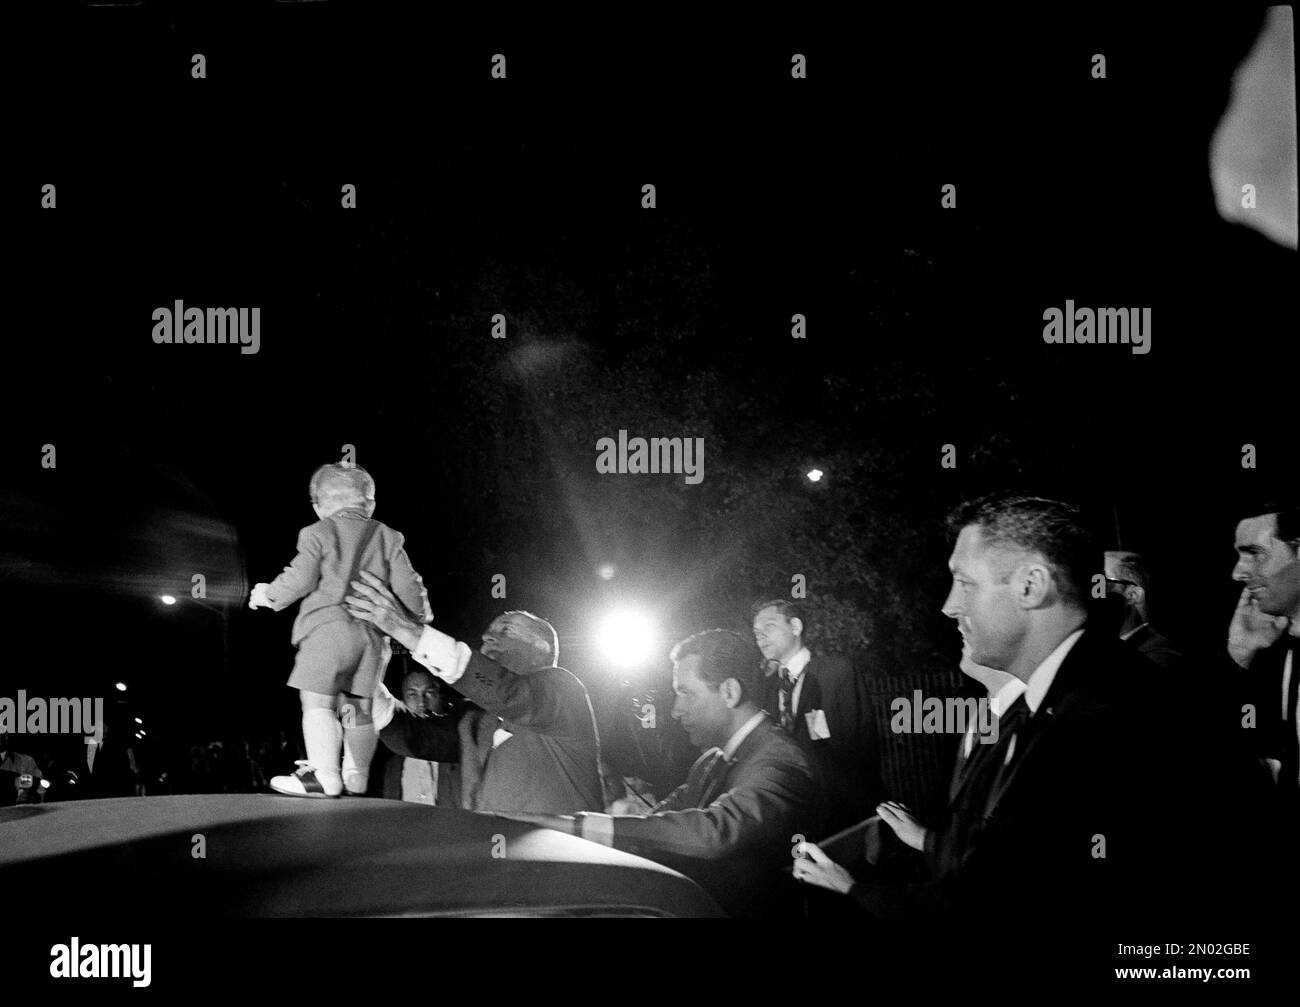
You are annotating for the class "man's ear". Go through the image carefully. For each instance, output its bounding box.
[790,617,803,639]
[720,678,743,708]
[1017,563,1053,607]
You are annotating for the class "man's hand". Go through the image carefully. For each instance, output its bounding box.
[248,583,272,610]
[792,842,855,895]
[877,801,930,852]
[1228,586,1289,668]
[345,571,424,650]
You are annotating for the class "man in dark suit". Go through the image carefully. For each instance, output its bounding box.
[373,668,462,806]
[751,599,882,830]
[508,629,824,917]
[793,651,1025,922]
[80,719,141,799]
[941,496,1272,930]
[804,495,1245,933]
[1228,503,1300,851]
[347,572,604,815]
[1104,550,1186,671]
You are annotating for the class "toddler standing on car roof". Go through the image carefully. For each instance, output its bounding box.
[249,462,432,798]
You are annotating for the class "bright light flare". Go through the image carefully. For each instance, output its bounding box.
[806,468,824,483]
[115,682,127,692]
[595,610,658,669]
[159,595,177,606]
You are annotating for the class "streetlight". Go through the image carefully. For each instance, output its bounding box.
[595,609,658,670]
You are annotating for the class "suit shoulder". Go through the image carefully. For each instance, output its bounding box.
[748,723,818,774]
[808,652,864,683]
[542,665,592,699]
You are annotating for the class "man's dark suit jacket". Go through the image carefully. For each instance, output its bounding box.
[854,626,1262,930]
[80,740,139,799]
[961,628,1271,929]
[762,652,882,830]
[604,715,825,917]
[1242,636,1300,856]
[848,698,1018,921]
[379,651,604,815]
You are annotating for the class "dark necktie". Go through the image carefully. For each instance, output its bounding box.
[953,696,1023,795]
[984,695,1032,812]
[694,749,730,807]
[778,667,795,733]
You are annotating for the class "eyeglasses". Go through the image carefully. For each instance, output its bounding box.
[1104,577,1137,588]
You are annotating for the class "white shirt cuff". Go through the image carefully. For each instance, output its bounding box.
[372,682,399,732]
[412,626,473,684]
[577,813,615,847]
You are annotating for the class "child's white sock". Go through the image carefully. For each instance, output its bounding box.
[302,707,343,795]
[340,701,378,795]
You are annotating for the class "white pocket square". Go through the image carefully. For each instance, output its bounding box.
[806,709,831,740]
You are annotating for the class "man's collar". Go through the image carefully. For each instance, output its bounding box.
[989,678,1027,717]
[721,710,768,762]
[1024,628,1086,714]
[782,646,812,679]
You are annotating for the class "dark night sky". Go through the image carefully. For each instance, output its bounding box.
[3,7,1295,765]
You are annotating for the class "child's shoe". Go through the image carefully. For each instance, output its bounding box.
[270,760,343,798]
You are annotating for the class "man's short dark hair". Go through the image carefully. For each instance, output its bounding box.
[1277,506,1300,548]
[1243,501,1300,550]
[670,629,764,705]
[947,494,1096,607]
[749,598,804,627]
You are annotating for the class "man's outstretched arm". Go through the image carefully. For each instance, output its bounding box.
[346,572,575,731]
[371,682,460,762]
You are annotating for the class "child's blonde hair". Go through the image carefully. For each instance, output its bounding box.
[309,462,376,517]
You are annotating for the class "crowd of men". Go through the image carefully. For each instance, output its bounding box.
[0,728,310,804]
[342,493,1299,923]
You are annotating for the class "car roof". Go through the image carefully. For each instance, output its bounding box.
[0,795,725,917]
